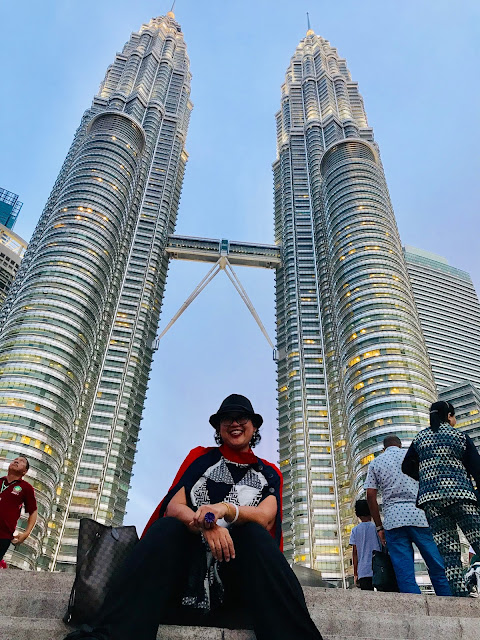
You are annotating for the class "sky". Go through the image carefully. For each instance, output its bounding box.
[1,1,479,531]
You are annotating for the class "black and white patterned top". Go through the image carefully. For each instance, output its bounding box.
[190,455,270,525]
[403,424,480,507]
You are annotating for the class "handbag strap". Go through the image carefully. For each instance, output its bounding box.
[375,530,389,553]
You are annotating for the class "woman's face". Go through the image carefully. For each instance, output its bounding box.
[219,414,256,451]
[448,413,457,427]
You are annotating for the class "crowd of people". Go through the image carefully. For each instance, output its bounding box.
[1,395,480,639]
[354,400,480,597]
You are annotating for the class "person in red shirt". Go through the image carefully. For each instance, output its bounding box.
[0,456,38,561]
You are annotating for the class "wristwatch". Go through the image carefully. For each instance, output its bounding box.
[376,525,384,532]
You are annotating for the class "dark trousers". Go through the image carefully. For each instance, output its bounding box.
[0,538,10,561]
[358,577,374,591]
[424,501,480,597]
[94,518,323,640]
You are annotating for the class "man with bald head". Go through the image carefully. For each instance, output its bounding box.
[0,456,37,561]
[364,435,450,595]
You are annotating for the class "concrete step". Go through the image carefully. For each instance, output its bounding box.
[1,614,480,640]
[2,570,480,640]
[304,585,480,617]
[0,618,225,640]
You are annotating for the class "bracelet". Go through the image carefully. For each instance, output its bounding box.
[376,525,384,532]
[221,501,233,520]
[221,502,239,524]
[231,503,239,524]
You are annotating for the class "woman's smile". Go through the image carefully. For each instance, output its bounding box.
[219,417,256,451]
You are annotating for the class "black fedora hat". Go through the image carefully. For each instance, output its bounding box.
[209,394,263,429]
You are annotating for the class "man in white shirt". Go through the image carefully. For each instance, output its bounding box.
[365,435,450,595]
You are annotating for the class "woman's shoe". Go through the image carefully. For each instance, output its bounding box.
[63,624,109,640]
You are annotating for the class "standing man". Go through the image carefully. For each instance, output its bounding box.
[365,435,450,595]
[0,456,38,561]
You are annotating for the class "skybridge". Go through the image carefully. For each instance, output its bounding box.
[152,235,282,352]
[166,235,281,269]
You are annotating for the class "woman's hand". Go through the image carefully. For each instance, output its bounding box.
[190,503,229,530]
[203,526,235,562]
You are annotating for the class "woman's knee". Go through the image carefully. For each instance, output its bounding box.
[143,516,190,542]
[231,522,278,553]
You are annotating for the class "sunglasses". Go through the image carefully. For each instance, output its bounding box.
[220,414,252,427]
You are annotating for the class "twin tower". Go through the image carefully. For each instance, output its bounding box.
[0,13,435,583]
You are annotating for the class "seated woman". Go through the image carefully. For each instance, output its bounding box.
[66,394,323,640]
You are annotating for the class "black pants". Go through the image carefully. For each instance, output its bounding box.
[358,577,374,591]
[0,538,10,561]
[94,518,322,640]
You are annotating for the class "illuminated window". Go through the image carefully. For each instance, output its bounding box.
[361,453,375,466]
[6,398,25,408]
[363,350,380,359]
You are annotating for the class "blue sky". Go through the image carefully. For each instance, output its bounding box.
[1,1,479,531]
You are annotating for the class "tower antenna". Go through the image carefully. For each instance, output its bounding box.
[307,12,311,31]
[167,1,176,19]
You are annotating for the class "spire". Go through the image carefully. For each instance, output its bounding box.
[306,12,314,36]
[167,1,176,18]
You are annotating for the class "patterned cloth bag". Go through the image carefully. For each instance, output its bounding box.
[64,518,138,626]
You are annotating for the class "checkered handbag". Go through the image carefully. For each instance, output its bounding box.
[64,518,138,626]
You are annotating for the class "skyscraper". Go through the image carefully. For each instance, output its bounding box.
[404,246,480,450]
[439,382,480,448]
[0,188,23,230]
[0,224,27,307]
[0,11,192,570]
[404,246,480,391]
[274,28,436,584]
